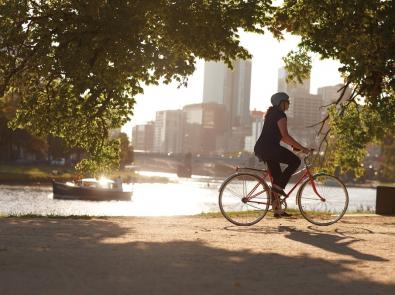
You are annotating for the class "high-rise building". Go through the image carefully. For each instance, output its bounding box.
[277,67,322,146]
[277,66,320,124]
[318,84,353,111]
[315,84,353,136]
[288,94,322,127]
[233,60,252,127]
[244,115,265,153]
[153,110,183,154]
[203,61,228,105]
[278,67,310,96]
[286,93,323,147]
[278,67,311,120]
[182,102,227,154]
[182,104,203,154]
[132,122,155,152]
[203,59,252,128]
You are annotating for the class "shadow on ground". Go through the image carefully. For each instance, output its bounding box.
[278,226,388,262]
[0,218,393,295]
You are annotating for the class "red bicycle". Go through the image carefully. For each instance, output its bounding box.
[218,153,349,226]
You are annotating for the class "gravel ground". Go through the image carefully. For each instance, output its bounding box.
[0,214,394,295]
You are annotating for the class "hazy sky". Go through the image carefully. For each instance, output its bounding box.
[123,31,343,135]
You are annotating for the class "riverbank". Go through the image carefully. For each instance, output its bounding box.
[1,164,390,188]
[0,165,170,185]
[0,214,394,295]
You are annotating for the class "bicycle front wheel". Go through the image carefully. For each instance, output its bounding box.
[219,173,270,226]
[297,173,349,226]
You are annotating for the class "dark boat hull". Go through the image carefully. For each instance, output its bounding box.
[52,181,132,201]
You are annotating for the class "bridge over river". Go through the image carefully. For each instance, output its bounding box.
[131,151,258,177]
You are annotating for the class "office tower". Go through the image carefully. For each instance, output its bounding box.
[132,122,155,152]
[278,67,310,97]
[153,110,183,154]
[278,67,311,119]
[182,104,204,154]
[316,84,353,135]
[278,67,321,146]
[277,66,320,124]
[203,61,228,105]
[244,111,265,153]
[318,84,353,107]
[182,102,227,154]
[289,94,323,127]
[203,59,252,128]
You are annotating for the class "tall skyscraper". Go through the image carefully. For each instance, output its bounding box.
[132,122,155,152]
[278,67,322,146]
[153,110,183,154]
[316,84,353,135]
[278,67,312,119]
[203,61,228,105]
[203,59,252,128]
[182,103,227,154]
[318,84,352,108]
[278,67,310,97]
[244,114,265,153]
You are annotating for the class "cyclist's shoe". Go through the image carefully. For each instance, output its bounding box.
[273,212,281,218]
[271,186,287,197]
[274,211,293,218]
[280,211,292,217]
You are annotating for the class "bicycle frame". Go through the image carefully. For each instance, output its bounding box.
[236,155,325,203]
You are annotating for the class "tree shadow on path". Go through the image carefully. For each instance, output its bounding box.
[278,225,388,262]
[0,218,393,295]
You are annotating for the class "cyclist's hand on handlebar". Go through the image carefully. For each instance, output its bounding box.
[292,146,301,152]
[293,146,313,154]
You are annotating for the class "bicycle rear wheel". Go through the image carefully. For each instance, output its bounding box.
[219,173,270,226]
[297,173,349,226]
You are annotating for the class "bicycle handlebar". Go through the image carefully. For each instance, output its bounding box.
[292,147,315,166]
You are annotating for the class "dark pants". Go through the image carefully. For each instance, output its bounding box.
[257,145,301,189]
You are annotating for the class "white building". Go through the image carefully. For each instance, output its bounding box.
[132,122,155,152]
[244,117,264,153]
[278,67,310,96]
[203,59,252,128]
[317,84,353,118]
[277,67,323,147]
[153,110,183,154]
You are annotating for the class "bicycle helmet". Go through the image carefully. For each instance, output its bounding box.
[271,92,289,106]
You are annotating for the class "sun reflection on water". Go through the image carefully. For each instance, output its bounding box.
[0,171,377,217]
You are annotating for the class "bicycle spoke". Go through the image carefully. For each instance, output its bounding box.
[219,173,270,226]
[298,174,349,226]
[224,185,245,200]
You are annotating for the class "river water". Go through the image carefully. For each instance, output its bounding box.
[0,171,376,217]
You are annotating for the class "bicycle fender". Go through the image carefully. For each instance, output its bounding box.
[218,173,266,192]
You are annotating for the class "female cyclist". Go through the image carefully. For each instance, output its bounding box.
[254,92,311,218]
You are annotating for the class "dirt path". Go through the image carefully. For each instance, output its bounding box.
[0,215,394,295]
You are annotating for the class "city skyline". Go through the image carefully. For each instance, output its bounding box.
[123,31,343,136]
[131,62,347,155]
[203,59,252,128]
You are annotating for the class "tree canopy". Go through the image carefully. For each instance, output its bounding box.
[0,0,272,174]
[1,0,395,177]
[272,0,395,176]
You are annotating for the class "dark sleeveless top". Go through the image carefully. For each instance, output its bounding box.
[254,107,286,157]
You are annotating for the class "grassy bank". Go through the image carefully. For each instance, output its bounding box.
[201,208,376,218]
[0,165,169,185]
[0,165,73,184]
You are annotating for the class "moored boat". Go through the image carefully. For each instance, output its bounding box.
[52,178,132,201]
